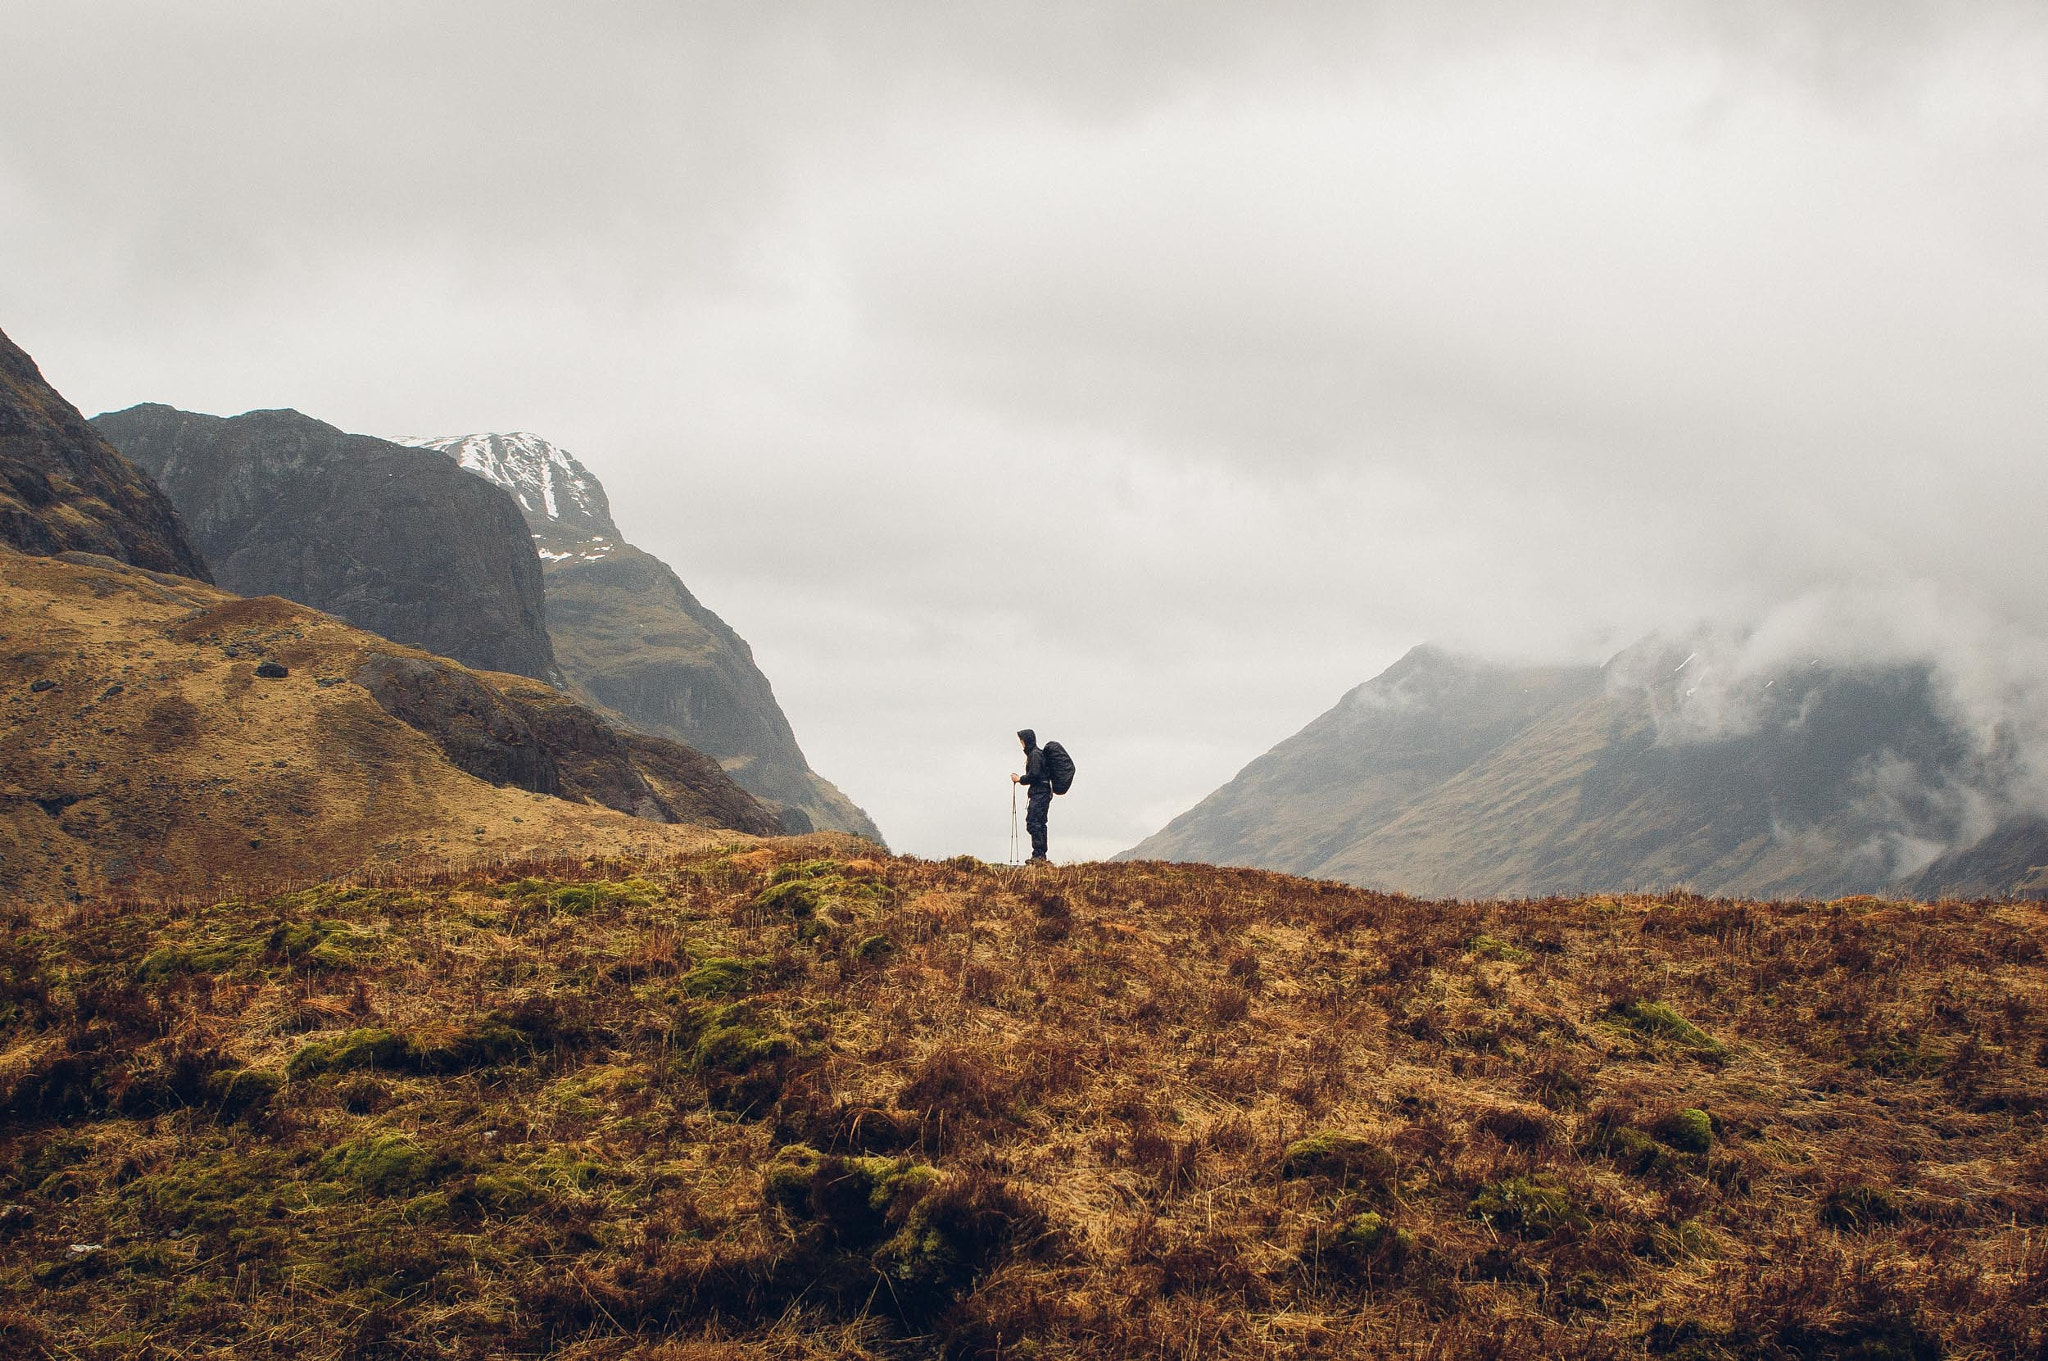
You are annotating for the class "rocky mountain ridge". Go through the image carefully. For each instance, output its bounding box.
[93,405,561,684]
[407,430,882,844]
[404,431,615,554]
[0,326,210,581]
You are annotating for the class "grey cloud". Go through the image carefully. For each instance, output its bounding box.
[3,2,2043,859]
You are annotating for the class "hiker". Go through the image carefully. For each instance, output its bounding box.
[1011,728,1074,863]
[1012,729,1053,862]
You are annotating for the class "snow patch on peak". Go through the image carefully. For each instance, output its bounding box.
[402,431,618,542]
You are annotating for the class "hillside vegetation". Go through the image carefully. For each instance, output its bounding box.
[0,549,775,903]
[3,849,2043,1358]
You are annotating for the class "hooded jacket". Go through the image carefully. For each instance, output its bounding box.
[1017,729,1050,789]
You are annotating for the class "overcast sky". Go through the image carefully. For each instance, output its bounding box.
[4,2,2045,860]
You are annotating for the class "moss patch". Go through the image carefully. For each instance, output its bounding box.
[1608,999,1729,1057]
[1470,1174,1589,1239]
[1281,1131,1396,1187]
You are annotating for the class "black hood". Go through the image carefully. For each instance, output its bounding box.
[1017,728,1036,750]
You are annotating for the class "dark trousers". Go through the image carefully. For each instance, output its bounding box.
[1026,785,1052,859]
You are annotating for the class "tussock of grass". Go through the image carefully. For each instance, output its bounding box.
[0,855,2044,1357]
[1608,997,1730,1057]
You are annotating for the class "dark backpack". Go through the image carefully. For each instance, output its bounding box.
[1042,740,1076,795]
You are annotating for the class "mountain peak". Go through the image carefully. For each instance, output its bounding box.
[406,431,620,553]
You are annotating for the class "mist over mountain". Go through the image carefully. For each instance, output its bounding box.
[94,405,560,683]
[1126,629,2048,900]
[406,432,882,843]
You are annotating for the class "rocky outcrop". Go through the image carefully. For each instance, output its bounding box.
[408,432,882,843]
[93,405,559,683]
[0,325,210,581]
[353,653,779,835]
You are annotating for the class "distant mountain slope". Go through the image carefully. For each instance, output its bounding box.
[1132,645,1605,875]
[0,326,210,580]
[1125,640,2001,899]
[0,547,777,902]
[406,432,882,844]
[92,405,559,683]
[1901,815,2048,900]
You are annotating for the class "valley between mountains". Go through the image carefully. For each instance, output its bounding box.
[3,318,2046,1360]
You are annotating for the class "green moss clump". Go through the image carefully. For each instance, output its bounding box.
[503,878,657,916]
[871,1173,1027,1320]
[763,1143,939,1245]
[1652,1108,1714,1155]
[1608,1000,1728,1057]
[460,1172,542,1218]
[1467,934,1529,962]
[207,1067,282,1122]
[1595,1124,1678,1178]
[135,917,363,984]
[673,1003,798,1111]
[1820,1183,1903,1232]
[682,956,761,998]
[264,918,358,970]
[1469,1174,1589,1239]
[1281,1132,1396,1187]
[527,1149,610,1194]
[123,1149,299,1238]
[853,934,895,962]
[756,878,826,919]
[762,1143,828,1209]
[135,942,242,983]
[754,862,891,923]
[288,1027,416,1079]
[432,1019,531,1069]
[320,1133,461,1196]
[689,1009,794,1072]
[1322,1211,1415,1276]
[289,1001,589,1079]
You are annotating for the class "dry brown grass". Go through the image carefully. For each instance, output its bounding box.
[0,548,757,905]
[2,849,2045,1358]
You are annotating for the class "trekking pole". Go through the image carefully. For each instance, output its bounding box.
[1009,783,1019,865]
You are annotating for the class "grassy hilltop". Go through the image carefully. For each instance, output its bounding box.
[2,848,2045,1359]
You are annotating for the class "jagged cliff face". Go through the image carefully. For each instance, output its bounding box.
[1125,640,2009,900]
[406,432,882,844]
[94,406,560,684]
[0,326,210,581]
